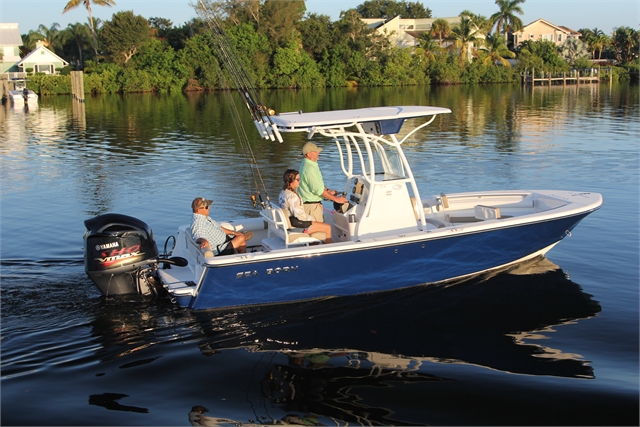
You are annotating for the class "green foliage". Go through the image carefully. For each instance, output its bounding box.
[27,74,71,96]
[117,68,155,93]
[84,62,122,94]
[297,13,334,62]
[26,4,636,93]
[132,39,188,93]
[101,11,151,64]
[356,0,432,19]
[572,57,594,69]
[516,40,569,73]
[490,0,525,38]
[560,38,590,64]
[270,41,325,88]
[377,48,429,85]
[178,34,220,90]
[59,65,74,75]
[426,54,462,84]
[258,0,306,49]
[611,26,640,65]
[227,24,272,87]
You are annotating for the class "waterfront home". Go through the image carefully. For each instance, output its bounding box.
[512,18,581,48]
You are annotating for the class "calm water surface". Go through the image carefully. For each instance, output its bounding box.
[1,83,638,426]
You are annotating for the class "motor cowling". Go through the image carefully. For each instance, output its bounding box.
[84,213,160,296]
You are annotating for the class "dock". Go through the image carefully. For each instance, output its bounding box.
[523,68,612,86]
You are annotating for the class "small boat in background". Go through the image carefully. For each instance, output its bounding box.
[9,85,38,107]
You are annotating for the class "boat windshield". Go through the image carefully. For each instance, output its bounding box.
[341,136,407,181]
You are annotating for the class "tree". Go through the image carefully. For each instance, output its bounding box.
[61,22,92,68]
[63,0,117,56]
[460,10,492,35]
[592,34,610,61]
[258,0,306,49]
[560,38,588,64]
[297,13,334,62]
[415,32,438,60]
[356,0,431,19]
[611,26,639,64]
[449,16,483,64]
[203,0,261,26]
[517,39,567,72]
[101,11,151,64]
[149,17,173,39]
[490,0,525,40]
[430,18,450,48]
[481,33,515,66]
[34,23,62,53]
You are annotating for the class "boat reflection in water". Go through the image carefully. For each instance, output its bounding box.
[89,257,601,425]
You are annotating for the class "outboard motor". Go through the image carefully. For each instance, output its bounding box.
[84,213,161,296]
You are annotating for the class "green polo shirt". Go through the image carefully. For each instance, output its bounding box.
[298,157,325,203]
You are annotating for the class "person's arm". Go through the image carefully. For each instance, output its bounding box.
[195,238,210,249]
[322,188,347,204]
[222,227,243,238]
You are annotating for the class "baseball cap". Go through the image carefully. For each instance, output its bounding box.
[302,142,323,155]
[192,197,213,211]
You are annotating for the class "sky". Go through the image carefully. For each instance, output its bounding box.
[1,0,638,36]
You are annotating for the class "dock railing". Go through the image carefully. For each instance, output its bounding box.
[522,68,612,86]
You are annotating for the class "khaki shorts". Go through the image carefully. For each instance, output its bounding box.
[303,202,324,222]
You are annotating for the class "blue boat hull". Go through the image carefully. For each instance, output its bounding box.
[186,212,590,310]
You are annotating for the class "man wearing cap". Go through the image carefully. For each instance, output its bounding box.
[190,197,247,255]
[298,142,348,222]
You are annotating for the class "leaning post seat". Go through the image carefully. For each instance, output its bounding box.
[260,207,325,249]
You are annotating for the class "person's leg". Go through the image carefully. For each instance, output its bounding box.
[308,221,333,243]
[230,234,246,253]
[303,203,324,222]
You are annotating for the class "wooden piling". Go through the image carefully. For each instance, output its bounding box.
[71,71,85,102]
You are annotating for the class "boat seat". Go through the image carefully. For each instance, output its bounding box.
[446,205,512,224]
[410,197,446,228]
[185,227,214,259]
[260,207,325,248]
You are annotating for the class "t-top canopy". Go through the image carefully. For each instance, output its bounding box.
[269,106,451,133]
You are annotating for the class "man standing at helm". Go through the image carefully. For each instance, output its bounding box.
[298,142,348,222]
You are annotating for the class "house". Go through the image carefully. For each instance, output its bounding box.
[2,23,69,78]
[15,41,69,75]
[512,18,581,48]
[362,16,467,49]
[0,23,23,75]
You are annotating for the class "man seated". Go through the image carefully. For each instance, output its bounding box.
[191,197,246,255]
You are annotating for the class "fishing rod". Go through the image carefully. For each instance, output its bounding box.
[195,0,276,208]
[195,0,282,143]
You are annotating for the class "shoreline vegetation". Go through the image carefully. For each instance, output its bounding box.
[15,0,640,95]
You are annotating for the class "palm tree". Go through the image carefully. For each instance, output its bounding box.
[560,38,589,63]
[611,26,639,64]
[481,33,515,66]
[449,16,483,64]
[415,32,438,60]
[34,23,62,52]
[460,10,492,35]
[490,0,525,40]
[430,18,450,49]
[62,22,92,68]
[63,0,116,56]
[593,34,610,60]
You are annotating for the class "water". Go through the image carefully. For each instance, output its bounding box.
[1,83,638,426]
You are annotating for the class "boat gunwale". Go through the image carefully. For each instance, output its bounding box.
[199,202,601,268]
